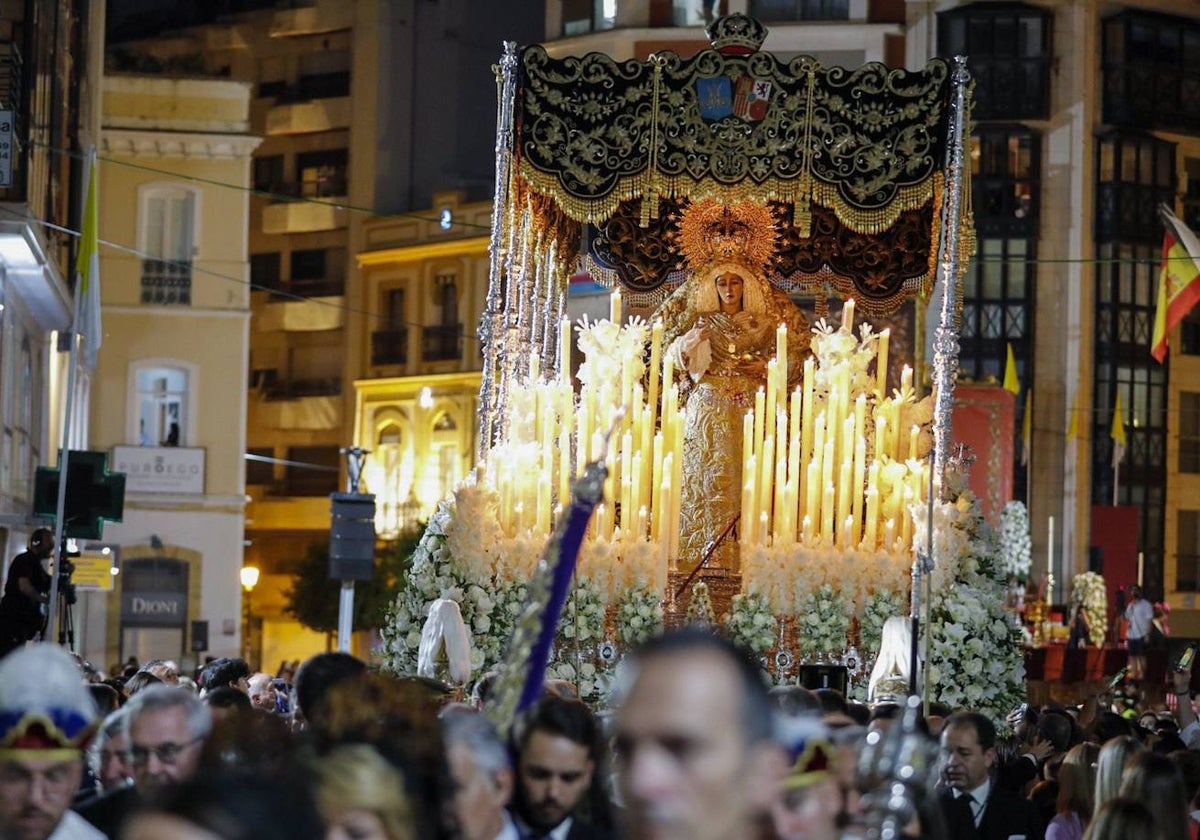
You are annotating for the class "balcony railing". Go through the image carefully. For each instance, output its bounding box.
[263,377,341,401]
[269,176,347,200]
[422,324,462,362]
[267,276,345,300]
[372,328,408,366]
[141,259,192,305]
[274,72,351,103]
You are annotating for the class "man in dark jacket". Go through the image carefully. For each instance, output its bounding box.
[0,529,54,657]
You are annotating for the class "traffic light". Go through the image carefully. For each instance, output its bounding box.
[329,492,376,581]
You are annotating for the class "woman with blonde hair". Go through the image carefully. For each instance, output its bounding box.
[1120,751,1190,840]
[310,744,416,840]
[1084,798,1159,840]
[1048,742,1100,840]
[1092,735,1142,817]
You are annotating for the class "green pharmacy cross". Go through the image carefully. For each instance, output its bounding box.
[33,450,126,539]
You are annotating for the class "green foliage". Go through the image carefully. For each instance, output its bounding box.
[284,526,422,633]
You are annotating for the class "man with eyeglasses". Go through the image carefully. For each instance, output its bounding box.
[123,686,211,788]
[0,643,104,840]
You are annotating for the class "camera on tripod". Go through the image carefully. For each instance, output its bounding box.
[57,552,78,606]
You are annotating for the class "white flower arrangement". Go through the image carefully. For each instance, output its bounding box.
[998,501,1033,583]
[859,588,907,661]
[723,588,778,657]
[1070,571,1108,647]
[917,486,1026,726]
[795,583,852,659]
[616,583,664,647]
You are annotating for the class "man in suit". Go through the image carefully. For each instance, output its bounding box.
[938,711,1044,840]
[511,694,611,840]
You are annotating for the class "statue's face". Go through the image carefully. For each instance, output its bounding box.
[715,272,745,310]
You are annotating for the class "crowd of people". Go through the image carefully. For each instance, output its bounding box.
[0,626,1198,840]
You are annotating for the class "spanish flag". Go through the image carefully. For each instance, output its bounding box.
[1151,205,1200,363]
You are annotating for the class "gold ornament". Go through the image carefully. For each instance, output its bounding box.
[676,199,778,276]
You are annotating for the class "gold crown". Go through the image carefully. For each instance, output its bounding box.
[676,199,777,274]
[705,14,769,56]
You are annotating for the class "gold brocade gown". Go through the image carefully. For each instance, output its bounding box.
[660,291,811,574]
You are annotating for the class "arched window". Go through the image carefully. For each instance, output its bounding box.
[133,365,190,447]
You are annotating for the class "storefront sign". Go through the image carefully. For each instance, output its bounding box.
[72,551,114,592]
[121,591,188,627]
[112,446,205,494]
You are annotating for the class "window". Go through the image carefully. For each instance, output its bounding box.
[971,128,1039,237]
[295,149,347,198]
[250,253,282,293]
[252,155,284,194]
[938,3,1051,120]
[1103,11,1200,134]
[1093,132,1174,596]
[245,447,275,486]
[750,0,848,21]
[258,79,286,99]
[1178,510,1200,591]
[283,446,340,496]
[373,289,407,366]
[139,184,196,306]
[423,273,461,362]
[289,248,345,297]
[562,0,616,36]
[291,249,326,281]
[136,366,188,447]
[1182,392,1200,474]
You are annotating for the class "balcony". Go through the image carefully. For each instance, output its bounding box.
[371,328,408,366]
[422,324,462,362]
[264,377,341,400]
[262,195,348,234]
[265,95,351,135]
[141,259,192,305]
[255,378,342,431]
[257,293,345,332]
[205,24,250,51]
[269,1,353,38]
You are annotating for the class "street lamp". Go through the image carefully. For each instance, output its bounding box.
[240,565,259,664]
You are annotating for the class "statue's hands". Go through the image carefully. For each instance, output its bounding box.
[688,319,711,343]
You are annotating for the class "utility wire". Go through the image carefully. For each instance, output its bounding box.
[0,204,484,343]
[33,139,493,232]
[244,452,340,472]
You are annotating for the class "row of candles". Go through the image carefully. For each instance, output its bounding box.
[484,292,928,560]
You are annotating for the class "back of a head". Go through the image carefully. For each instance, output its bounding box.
[1038,709,1074,753]
[441,707,510,775]
[309,743,414,840]
[200,657,250,692]
[1058,742,1099,818]
[1094,735,1143,816]
[204,686,252,714]
[89,683,122,717]
[814,688,848,716]
[293,652,365,721]
[1085,797,1158,840]
[1119,751,1189,839]
[626,628,772,744]
[128,771,323,840]
[769,685,821,718]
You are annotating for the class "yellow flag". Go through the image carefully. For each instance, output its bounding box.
[1066,391,1078,439]
[1111,391,1126,466]
[1003,342,1019,395]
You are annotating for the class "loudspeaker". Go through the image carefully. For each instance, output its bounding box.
[799,664,848,694]
[190,620,208,652]
[329,493,376,581]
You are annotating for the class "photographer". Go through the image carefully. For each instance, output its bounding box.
[0,528,54,657]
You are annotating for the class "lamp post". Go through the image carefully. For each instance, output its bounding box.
[240,565,259,665]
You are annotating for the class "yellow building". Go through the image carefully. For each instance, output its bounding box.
[352,192,490,537]
[80,74,260,672]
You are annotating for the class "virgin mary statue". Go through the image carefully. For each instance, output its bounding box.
[655,200,811,572]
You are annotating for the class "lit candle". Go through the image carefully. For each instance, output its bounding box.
[900,364,913,394]
[648,319,663,426]
[661,354,674,430]
[765,359,778,452]
[874,414,886,460]
[754,388,765,463]
[776,324,788,393]
[842,515,854,550]
[760,511,770,546]
[610,288,622,324]
[805,460,820,542]
[822,480,836,543]
[885,518,895,551]
[837,457,852,540]
[852,436,866,546]
[876,328,890,396]
[863,485,879,550]
[801,514,812,546]
[759,435,775,539]
[559,317,572,382]
[741,477,755,546]
[638,505,648,541]
[651,432,664,542]
[842,298,855,333]
[631,452,643,533]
